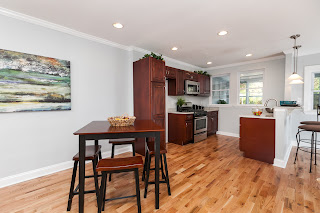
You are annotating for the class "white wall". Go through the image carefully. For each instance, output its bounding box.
[0,15,131,179]
[207,58,286,135]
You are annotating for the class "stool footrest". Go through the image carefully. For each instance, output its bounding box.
[73,189,96,195]
[105,195,136,202]
[148,181,167,184]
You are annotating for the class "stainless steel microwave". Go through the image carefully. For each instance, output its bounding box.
[185,80,200,95]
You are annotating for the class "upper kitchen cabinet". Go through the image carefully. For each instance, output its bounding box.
[198,74,210,96]
[184,71,198,81]
[133,57,166,155]
[165,66,176,79]
[168,68,184,96]
[151,57,165,83]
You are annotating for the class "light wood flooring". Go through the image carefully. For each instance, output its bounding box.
[0,135,320,213]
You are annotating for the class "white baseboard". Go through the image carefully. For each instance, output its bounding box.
[273,143,292,168]
[216,131,239,138]
[0,146,132,188]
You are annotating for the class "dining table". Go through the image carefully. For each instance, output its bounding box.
[73,120,165,213]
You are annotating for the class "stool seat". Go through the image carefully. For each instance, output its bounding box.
[298,125,320,132]
[96,156,143,172]
[146,142,167,155]
[73,145,101,161]
[300,121,320,125]
[109,139,135,145]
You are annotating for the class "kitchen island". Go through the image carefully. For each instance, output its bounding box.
[240,107,301,168]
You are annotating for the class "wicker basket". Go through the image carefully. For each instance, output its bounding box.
[108,114,136,126]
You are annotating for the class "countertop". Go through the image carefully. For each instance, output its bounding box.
[239,114,275,119]
[168,111,194,115]
[167,107,218,114]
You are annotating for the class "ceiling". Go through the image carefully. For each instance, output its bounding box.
[0,0,319,68]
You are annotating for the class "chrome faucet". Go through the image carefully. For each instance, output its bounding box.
[264,98,278,113]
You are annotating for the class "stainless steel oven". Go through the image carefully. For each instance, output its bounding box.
[185,80,200,95]
[194,115,207,142]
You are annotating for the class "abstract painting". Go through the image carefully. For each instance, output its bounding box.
[0,49,71,112]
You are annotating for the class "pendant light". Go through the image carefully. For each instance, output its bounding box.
[289,34,304,84]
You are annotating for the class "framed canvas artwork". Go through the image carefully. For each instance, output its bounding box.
[0,49,71,112]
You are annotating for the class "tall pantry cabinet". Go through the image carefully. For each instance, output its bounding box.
[133,57,166,155]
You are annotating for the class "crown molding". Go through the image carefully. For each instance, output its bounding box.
[0,7,201,70]
[204,55,285,71]
[0,7,131,51]
[130,46,202,69]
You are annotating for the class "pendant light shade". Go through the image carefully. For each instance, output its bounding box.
[289,34,304,84]
[289,79,304,84]
[289,73,303,81]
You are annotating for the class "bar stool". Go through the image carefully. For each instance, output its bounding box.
[294,125,320,172]
[67,145,101,211]
[109,139,136,181]
[96,156,143,213]
[300,105,320,125]
[142,141,171,198]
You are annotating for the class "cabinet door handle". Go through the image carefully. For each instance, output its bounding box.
[186,123,188,127]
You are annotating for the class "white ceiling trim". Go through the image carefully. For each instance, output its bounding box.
[0,7,130,51]
[204,55,285,71]
[0,7,202,70]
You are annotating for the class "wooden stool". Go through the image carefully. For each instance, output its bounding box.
[142,142,171,198]
[96,156,143,213]
[294,125,320,172]
[67,145,101,211]
[109,139,136,181]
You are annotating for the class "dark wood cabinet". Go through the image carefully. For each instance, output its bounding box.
[151,58,165,83]
[239,117,275,164]
[133,57,166,155]
[184,71,198,81]
[168,113,194,145]
[204,75,210,95]
[207,111,218,135]
[168,69,185,96]
[165,66,176,79]
[198,74,210,96]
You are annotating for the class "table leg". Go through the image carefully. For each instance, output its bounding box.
[79,136,86,213]
[154,132,160,209]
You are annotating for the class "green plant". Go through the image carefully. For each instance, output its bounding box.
[194,70,210,76]
[176,97,186,107]
[217,99,227,104]
[141,52,164,61]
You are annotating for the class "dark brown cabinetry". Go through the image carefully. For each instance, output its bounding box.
[133,57,166,155]
[207,111,218,135]
[239,117,275,164]
[184,71,198,81]
[165,66,176,79]
[168,113,194,145]
[198,74,210,96]
[167,67,184,96]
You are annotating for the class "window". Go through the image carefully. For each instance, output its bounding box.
[212,75,230,104]
[312,73,320,109]
[304,65,320,112]
[239,71,263,105]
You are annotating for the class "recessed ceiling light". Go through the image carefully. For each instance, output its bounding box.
[171,47,178,51]
[113,23,123,29]
[246,53,253,57]
[218,31,228,36]
[207,62,212,65]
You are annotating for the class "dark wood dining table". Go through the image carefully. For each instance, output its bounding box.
[73,120,165,213]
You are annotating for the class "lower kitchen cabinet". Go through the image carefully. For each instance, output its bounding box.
[168,113,194,145]
[239,117,275,164]
[207,111,218,135]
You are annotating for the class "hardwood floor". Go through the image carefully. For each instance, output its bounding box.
[0,134,319,212]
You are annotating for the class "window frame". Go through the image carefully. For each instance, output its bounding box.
[209,73,231,106]
[237,69,265,106]
[304,65,320,113]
